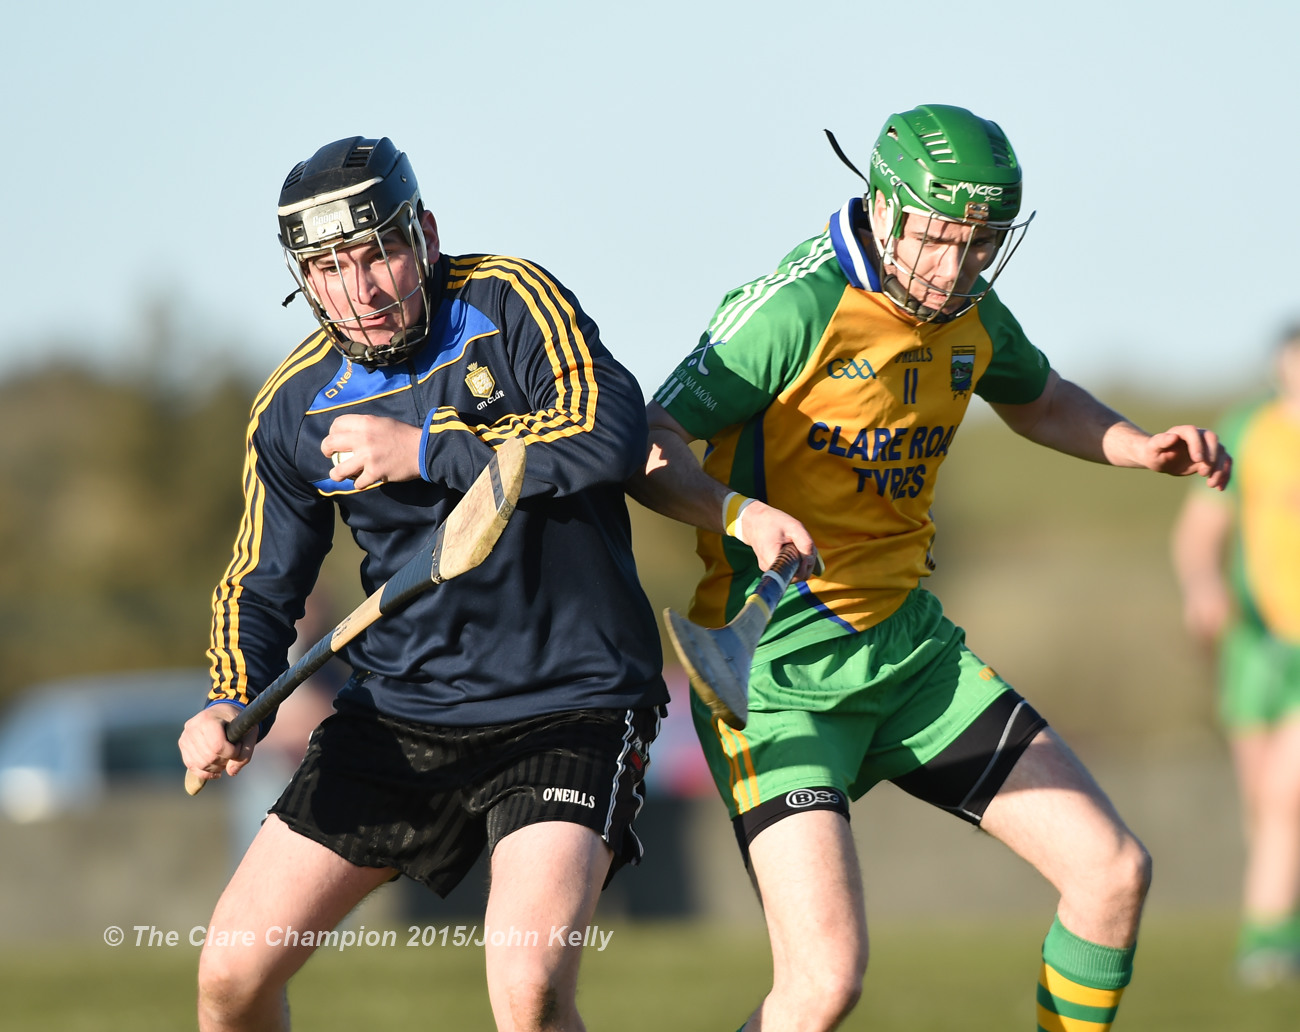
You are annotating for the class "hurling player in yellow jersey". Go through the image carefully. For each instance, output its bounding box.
[629,104,1231,1032]
[1173,327,1300,986]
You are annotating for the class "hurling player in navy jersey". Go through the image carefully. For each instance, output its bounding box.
[180,136,666,1032]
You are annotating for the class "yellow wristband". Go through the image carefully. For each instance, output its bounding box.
[722,491,753,541]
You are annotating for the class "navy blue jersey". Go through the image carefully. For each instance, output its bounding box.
[207,252,668,727]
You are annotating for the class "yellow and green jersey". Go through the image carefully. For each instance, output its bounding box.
[655,197,1050,655]
[1217,397,1300,642]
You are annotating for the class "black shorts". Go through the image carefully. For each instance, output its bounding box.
[270,702,661,897]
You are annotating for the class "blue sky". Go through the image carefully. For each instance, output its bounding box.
[5,0,1297,404]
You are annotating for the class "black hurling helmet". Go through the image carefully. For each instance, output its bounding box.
[277,137,432,365]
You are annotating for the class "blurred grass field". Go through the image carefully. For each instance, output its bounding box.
[4,914,1299,1031]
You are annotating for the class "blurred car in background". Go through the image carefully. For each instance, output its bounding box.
[0,668,208,822]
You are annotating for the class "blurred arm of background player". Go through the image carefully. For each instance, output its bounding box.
[1172,491,1236,651]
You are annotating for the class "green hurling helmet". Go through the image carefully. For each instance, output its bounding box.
[869,104,1024,227]
[829,105,1035,322]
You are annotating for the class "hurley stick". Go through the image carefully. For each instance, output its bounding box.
[664,542,807,730]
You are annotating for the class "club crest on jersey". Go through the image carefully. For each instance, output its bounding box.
[950,346,975,397]
[684,333,722,375]
[464,362,497,399]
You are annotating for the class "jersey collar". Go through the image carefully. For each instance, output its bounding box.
[829,196,881,293]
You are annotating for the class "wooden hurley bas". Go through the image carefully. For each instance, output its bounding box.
[663,542,805,731]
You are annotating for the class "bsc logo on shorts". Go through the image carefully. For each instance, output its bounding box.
[785,789,843,809]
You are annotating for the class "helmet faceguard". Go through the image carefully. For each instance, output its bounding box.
[829,105,1034,322]
[277,137,433,365]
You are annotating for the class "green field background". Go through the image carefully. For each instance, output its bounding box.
[5,917,1300,1031]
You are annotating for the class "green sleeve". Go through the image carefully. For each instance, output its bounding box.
[972,288,1052,405]
[652,242,842,440]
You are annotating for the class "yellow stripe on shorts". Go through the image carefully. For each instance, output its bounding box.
[717,720,760,812]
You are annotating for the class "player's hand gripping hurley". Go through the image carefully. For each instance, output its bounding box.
[664,542,806,730]
[184,438,527,795]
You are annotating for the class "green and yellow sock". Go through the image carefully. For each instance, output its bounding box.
[1036,915,1135,1032]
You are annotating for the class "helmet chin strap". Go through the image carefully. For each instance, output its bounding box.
[878,273,967,324]
[334,297,431,365]
[824,129,869,182]
[368,311,429,363]
[826,126,890,245]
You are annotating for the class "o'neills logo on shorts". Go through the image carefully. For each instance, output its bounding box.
[542,787,596,808]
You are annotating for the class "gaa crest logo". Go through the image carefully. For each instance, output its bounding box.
[464,362,497,399]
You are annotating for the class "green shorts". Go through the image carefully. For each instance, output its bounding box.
[692,587,1018,818]
[1220,620,1300,730]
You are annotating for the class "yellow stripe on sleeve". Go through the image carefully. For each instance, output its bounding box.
[438,256,599,448]
[206,334,333,703]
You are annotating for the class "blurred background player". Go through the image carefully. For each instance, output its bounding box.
[179,136,667,1032]
[1173,325,1300,986]
[629,104,1231,1032]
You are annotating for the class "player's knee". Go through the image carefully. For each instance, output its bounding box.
[196,946,279,1023]
[501,973,570,1031]
[775,943,867,1026]
[1122,835,1153,902]
[1056,829,1150,923]
[798,966,865,1029]
[1091,833,1152,911]
[820,967,865,1025]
